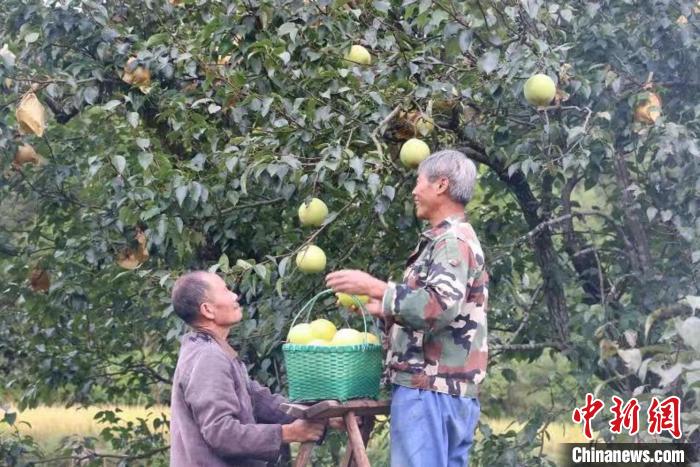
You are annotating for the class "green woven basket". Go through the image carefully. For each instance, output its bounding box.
[283,289,382,402]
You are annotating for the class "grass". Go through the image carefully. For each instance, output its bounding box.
[2,405,590,463]
[1,405,170,452]
[483,417,592,461]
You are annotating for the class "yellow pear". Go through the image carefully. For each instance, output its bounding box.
[336,292,369,309]
[400,138,431,168]
[330,328,364,346]
[287,323,315,344]
[298,198,328,227]
[16,92,46,137]
[361,332,380,345]
[308,339,331,346]
[524,74,556,106]
[295,245,326,273]
[310,318,337,341]
[344,45,371,65]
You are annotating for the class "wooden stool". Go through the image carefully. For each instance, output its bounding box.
[280,399,391,467]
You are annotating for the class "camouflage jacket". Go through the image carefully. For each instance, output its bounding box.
[381,214,489,397]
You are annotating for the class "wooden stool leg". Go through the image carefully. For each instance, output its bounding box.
[343,411,371,467]
[342,416,375,467]
[294,441,315,467]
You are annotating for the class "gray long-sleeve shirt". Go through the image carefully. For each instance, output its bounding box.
[170,332,295,467]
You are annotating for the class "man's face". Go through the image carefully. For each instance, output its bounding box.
[412,172,445,220]
[202,274,242,326]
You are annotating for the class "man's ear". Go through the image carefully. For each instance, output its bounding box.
[199,302,214,320]
[436,177,450,195]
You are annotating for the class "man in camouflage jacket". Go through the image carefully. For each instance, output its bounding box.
[327,150,488,467]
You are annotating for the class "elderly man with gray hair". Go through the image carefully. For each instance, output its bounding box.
[326,150,489,466]
[169,271,325,467]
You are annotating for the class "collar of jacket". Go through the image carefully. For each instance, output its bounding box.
[420,213,467,241]
[191,328,239,359]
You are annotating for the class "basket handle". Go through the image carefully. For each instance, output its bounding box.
[288,289,372,345]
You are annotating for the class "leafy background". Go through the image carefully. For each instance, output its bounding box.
[1,0,699,465]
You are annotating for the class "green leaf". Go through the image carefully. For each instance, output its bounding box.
[3,410,17,425]
[277,23,298,42]
[560,8,573,22]
[477,50,500,75]
[175,186,188,206]
[278,256,290,278]
[501,368,517,382]
[138,153,153,170]
[112,155,126,174]
[103,100,121,111]
[24,32,40,44]
[566,126,585,146]
[127,112,140,128]
[218,254,230,273]
[0,44,16,68]
[678,317,700,352]
[146,33,170,47]
[84,86,99,104]
[254,264,267,281]
[617,348,642,372]
[683,296,700,311]
[136,138,151,150]
[373,0,390,12]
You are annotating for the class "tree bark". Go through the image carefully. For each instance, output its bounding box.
[458,142,570,344]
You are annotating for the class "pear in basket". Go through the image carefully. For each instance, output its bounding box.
[287,323,315,344]
[310,318,336,341]
[330,328,364,346]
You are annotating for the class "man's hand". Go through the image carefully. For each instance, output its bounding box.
[325,270,388,300]
[281,419,326,443]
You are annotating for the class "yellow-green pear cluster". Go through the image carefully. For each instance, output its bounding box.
[287,319,379,347]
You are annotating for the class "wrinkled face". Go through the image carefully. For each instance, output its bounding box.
[412,172,446,220]
[201,274,242,326]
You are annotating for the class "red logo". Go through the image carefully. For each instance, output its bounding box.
[572,393,605,439]
[572,394,682,439]
[648,396,681,439]
[609,396,640,435]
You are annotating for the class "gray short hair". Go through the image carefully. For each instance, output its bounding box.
[418,149,477,205]
[171,271,211,324]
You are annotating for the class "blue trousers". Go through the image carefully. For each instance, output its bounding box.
[390,385,480,467]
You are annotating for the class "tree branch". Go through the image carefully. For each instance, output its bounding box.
[456,141,571,345]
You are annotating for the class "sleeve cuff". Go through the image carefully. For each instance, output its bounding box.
[382,281,397,318]
[262,424,285,461]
